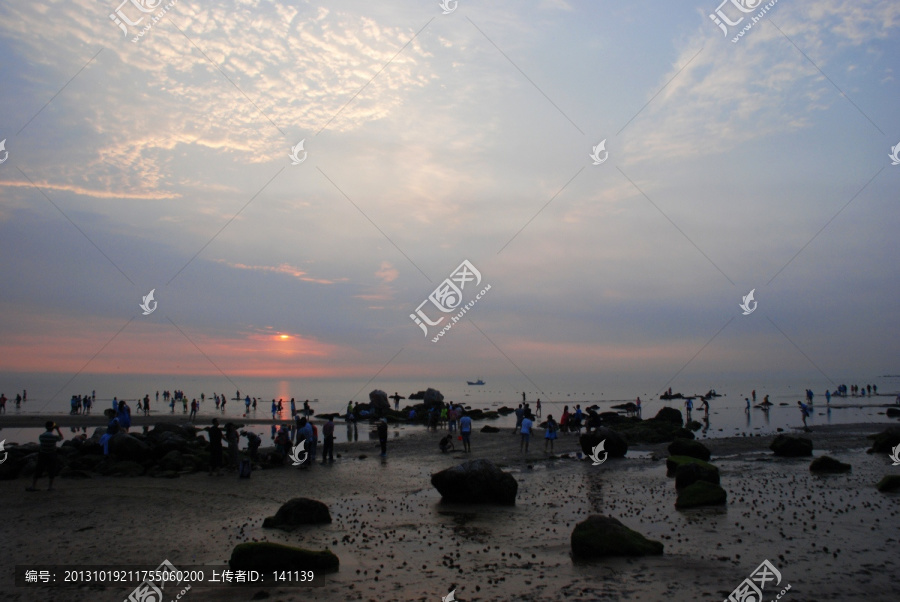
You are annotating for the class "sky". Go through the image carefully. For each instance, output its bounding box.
[0,0,898,400]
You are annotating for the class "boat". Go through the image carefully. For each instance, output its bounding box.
[467,379,485,386]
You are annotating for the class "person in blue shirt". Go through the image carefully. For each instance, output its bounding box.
[459,413,472,452]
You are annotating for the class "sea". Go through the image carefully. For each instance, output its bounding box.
[1,372,898,446]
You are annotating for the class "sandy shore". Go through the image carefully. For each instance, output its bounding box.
[1,421,899,601]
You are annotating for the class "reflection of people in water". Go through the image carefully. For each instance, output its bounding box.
[702,414,710,435]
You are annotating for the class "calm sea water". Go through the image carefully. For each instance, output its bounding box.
[1,372,898,445]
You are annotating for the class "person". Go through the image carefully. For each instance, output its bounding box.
[701,397,710,416]
[322,417,335,463]
[274,425,291,462]
[309,420,319,463]
[241,430,261,462]
[825,390,831,404]
[346,400,354,419]
[271,399,277,420]
[447,405,458,432]
[296,418,313,466]
[28,421,64,491]
[377,417,388,457]
[535,398,541,417]
[221,396,227,411]
[514,404,525,434]
[392,392,402,411]
[752,389,756,402]
[798,401,811,430]
[522,392,526,403]
[544,414,558,453]
[1,392,7,414]
[635,396,642,417]
[117,400,131,433]
[252,398,257,411]
[83,394,92,415]
[439,406,448,429]
[559,406,570,434]
[277,399,283,414]
[225,423,240,469]
[439,434,455,453]
[303,399,311,417]
[572,405,583,434]
[182,396,188,414]
[15,393,21,409]
[520,413,533,452]
[460,412,472,453]
[290,398,296,417]
[189,399,198,422]
[684,398,693,420]
[205,419,224,476]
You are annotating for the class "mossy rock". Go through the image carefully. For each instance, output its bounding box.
[877,475,900,492]
[675,480,727,509]
[262,498,332,530]
[571,515,663,559]
[665,455,717,477]
[867,427,900,454]
[667,438,711,462]
[809,456,851,473]
[686,420,703,432]
[229,542,338,573]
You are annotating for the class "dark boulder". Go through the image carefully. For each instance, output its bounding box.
[885,408,900,418]
[570,515,663,559]
[431,459,517,505]
[422,388,444,409]
[107,460,145,477]
[262,498,332,530]
[108,434,151,462]
[867,427,900,454]
[675,481,727,508]
[229,542,338,574]
[877,475,900,492]
[369,390,390,414]
[654,407,683,425]
[148,423,197,440]
[809,456,851,473]
[480,425,500,433]
[666,455,717,477]
[598,412,623,424]
[580,429,627,458]
[675,462,720,490]
[668,438,711,462]
[770,435,813,457]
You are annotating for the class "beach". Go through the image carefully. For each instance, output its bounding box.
[1,417,899,602]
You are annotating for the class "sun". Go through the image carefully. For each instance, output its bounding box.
[279,334,290,340]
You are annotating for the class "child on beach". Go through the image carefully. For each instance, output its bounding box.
[544,415,558,453]
[460,412,472,452]
[439,434,455,453]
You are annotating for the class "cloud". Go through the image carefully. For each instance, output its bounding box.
[218,260,343,284]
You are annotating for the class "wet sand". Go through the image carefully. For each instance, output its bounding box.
[1,421,899,601]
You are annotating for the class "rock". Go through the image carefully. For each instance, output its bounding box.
[262,498,332,530]
[150,470,180,479]
[148,423,197,439]
[430,459,517,505]
[158,450,185,472]
[108,461,145,477]
[877,475,900,492]
[686,420,702,432]
[580,429,627,458]
[229,542,339,574]
[108,434,151,462]
[60,469,92,479]
[668,438,711,462]
[666,455,717,477]
[481,411,500,420]
[570,515,663,559]
[480,426,500,433]
[770,435,813,457]
[867,427,900,453]
[369,390,390,414]
[422,388,444,409]
[497,407,514,415]
[598,412,623,424]
[886,408,900,418]
[675,462,720,490]
[654,407,683,425]
[809,456,851,473]
[675,481,727,508]
[67,455,105,472]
